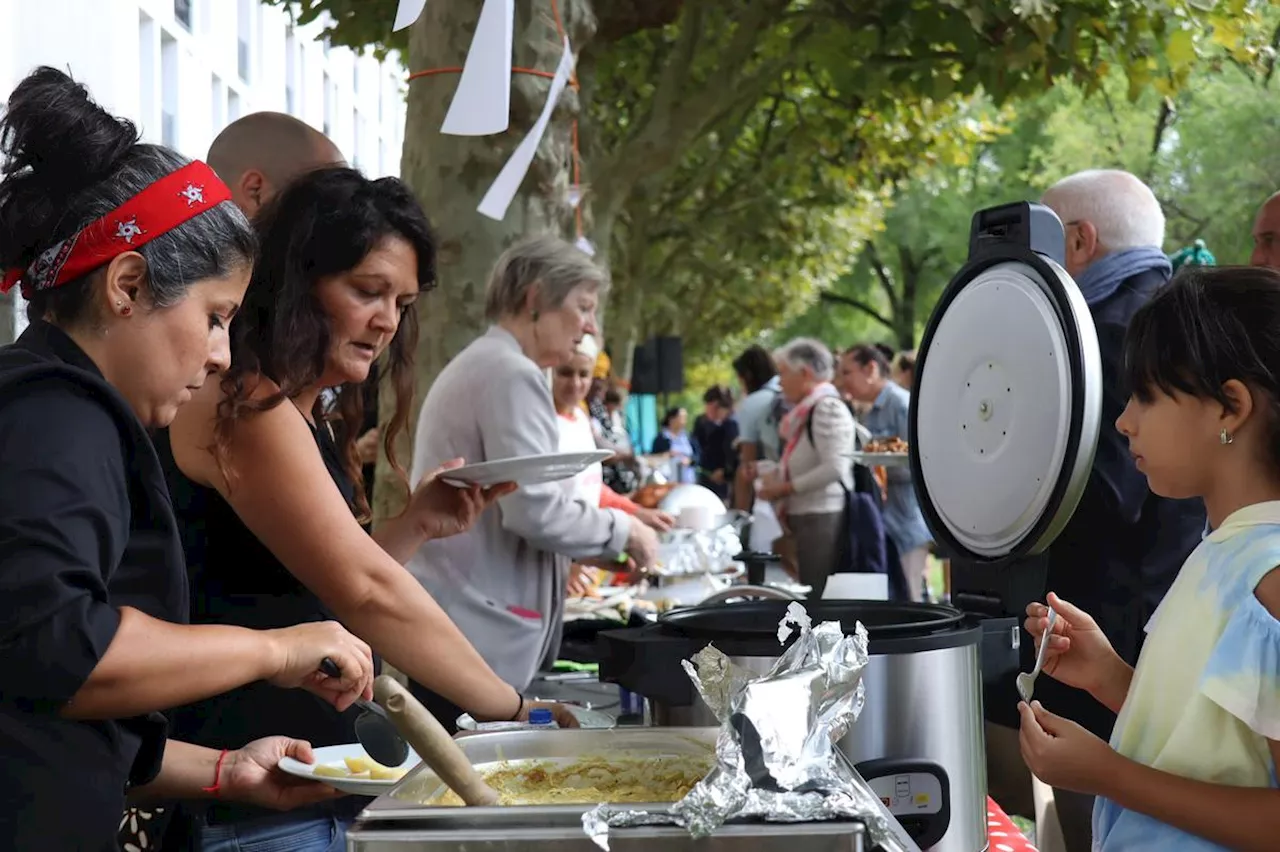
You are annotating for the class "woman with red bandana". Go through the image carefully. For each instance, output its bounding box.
[0,69,375,851]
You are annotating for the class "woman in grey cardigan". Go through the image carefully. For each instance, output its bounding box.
[758,338,855,598]
[406,235,660,727]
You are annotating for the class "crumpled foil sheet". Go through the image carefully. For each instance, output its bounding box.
[653,524,742,577]
[582,602,922,852]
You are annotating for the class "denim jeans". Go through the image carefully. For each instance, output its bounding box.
[198,814,346,852]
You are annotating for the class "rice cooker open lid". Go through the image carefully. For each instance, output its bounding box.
[909,202,1103,564]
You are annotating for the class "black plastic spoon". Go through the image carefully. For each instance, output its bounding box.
[320,657,410,768]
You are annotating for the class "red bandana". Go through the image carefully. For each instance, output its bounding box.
[0,161,233,298]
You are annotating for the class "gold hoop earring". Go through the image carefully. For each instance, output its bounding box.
[1220,427,1234,445]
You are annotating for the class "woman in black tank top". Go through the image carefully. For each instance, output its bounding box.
[158,168,577,851]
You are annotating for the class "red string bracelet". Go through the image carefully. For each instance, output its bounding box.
[201,748,230,797]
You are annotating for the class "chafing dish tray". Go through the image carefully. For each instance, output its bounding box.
[350,726,873,851]
[359,727,717,827]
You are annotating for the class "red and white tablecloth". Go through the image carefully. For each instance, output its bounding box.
[986,796,1038,852]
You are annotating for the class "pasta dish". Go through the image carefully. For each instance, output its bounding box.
[415,754,712,807]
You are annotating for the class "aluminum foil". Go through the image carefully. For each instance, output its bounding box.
[583,602,922,852]
[652,524,742,577]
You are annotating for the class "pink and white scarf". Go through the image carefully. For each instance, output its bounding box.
[778,381,841,482]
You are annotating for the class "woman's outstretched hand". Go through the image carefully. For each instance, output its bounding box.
[407,459,517,541]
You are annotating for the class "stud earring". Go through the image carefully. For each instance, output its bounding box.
[1220,427,1233,445]
[121,305,132,317]
[532,310,540,322]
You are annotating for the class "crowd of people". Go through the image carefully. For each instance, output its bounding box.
[2,64,1280,852]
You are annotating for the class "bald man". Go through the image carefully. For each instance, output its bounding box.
[1251,191,1280,268]
[207,111,344,218]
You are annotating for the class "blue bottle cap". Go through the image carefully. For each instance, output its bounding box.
[528,708,554,725]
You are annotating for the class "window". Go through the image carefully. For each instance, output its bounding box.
[173,0,192,30]
[211,76,225,133]
[138,13,157,135]
[236,0,252,81]
[322,72,333,136]
[228,90,242,122]
[285,28,297,115]
[160,33,179,147]
[352,109,362,172]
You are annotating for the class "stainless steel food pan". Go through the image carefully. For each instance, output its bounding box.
[360,727,717,828]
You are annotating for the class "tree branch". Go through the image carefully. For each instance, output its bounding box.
[864,240,901,314]
[594,0,800,213]
[594,0,687,43]
[819,292,894,330]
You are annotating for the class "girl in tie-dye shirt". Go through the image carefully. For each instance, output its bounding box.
[1018,266,1280,851]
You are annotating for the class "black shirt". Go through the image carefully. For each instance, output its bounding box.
[0,322,186,851]
[987,269,1208,737]
[155,415,372,825]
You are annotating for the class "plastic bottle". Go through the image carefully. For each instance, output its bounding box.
[527,708,559,729]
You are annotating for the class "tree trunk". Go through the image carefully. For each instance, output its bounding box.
[373,0,593,522]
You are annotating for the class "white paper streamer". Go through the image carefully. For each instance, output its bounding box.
[441,0,513,136]
[574,236,596,257]
[393,0,428,32]
[477,37,575,221]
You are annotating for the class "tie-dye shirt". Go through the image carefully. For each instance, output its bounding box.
[1093,501,1280,851]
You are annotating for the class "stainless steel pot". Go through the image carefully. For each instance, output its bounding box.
[598,600,1000,852]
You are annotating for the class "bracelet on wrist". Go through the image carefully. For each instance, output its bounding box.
[508,691,525,722]
[201,749,230,797]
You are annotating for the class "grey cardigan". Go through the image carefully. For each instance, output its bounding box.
[405,326,631,690]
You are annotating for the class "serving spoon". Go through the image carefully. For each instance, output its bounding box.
[320,657,410,768]
[373,675,500,806]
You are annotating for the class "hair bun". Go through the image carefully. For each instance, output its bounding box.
[0,67,140,269]
[1,66,139,194]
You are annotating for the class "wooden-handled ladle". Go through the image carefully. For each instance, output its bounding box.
[372,675,500,806]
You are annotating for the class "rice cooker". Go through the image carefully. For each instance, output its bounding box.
[598,201,1103,852]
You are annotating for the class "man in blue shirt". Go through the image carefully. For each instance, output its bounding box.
[839,344,933,602]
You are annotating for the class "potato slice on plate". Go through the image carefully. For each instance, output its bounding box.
[344,756,374,774]
[313,764,350,778]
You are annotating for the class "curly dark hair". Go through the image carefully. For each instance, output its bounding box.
[215,166,436,519]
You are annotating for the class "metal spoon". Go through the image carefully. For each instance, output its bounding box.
[1016,607,1057,704]
[320,657,410,768]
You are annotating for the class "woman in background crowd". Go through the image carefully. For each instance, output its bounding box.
[840,343,933,601]
[758,338,855,598]
[653,406,698,483]
[553,335,674,596]
[0,68,375,851]
[407,235,660,731]
[891,350,916,392]
[553,334,674,531]
[693,385,739,500]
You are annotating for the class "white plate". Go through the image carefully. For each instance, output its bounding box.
[440,451,613,487]
[277,743,420,796]
[853,451,910,467]
[455,705,617,731]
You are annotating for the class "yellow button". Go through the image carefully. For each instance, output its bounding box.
[914,793,930,806]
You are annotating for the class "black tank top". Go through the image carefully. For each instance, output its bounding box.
[153,416,375,824]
